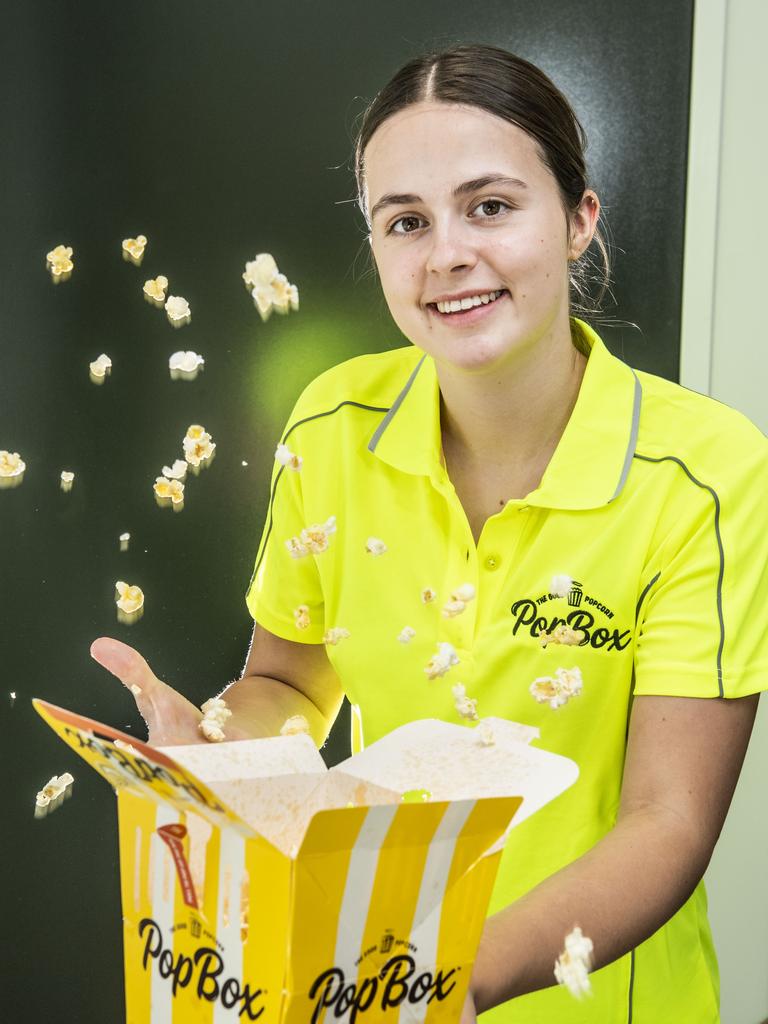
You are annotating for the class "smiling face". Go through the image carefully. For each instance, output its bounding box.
[364,101,598,373]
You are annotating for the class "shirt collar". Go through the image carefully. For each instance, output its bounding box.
[368,318,642,510]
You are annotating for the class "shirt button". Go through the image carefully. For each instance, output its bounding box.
[484,554,501,571]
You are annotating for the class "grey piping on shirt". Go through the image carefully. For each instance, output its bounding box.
[247,401,390,592]
[633,453,725,698]
[635,571,661,622]
[609,370,643,503]
[627,948,636,1024]
[368,354,428,453]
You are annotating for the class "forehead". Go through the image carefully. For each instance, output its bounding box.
[363,102,548,197]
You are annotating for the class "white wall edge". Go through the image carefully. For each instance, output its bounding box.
[679,0,728,395]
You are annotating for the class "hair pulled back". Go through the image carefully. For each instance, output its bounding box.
[352,43,612,323]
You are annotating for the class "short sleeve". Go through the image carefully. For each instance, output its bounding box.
[633,444,768,699]
[244,406,326,644]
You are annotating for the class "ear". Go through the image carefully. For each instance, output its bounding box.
[568,190,600,261]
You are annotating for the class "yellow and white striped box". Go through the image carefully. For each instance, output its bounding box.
[34,701,578,1023]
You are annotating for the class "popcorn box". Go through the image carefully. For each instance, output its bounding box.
[34,701,578,1023]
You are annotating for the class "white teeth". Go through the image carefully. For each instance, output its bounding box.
[435,289,504,314]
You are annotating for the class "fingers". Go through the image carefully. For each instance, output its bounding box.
[90,636,159,700]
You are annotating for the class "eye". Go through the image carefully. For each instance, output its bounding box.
[387,214,424,236]
[470,198,513,219]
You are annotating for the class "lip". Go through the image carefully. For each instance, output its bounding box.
[427,289,510,325]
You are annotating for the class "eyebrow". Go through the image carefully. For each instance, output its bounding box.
[369,174,528,221]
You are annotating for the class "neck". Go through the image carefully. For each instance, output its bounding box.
[437,318,588,471]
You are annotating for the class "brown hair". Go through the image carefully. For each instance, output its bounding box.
[352,43,613,324]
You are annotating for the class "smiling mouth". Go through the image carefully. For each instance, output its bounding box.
[426,288,510,318]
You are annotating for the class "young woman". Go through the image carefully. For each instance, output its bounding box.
[91,44,767,1023]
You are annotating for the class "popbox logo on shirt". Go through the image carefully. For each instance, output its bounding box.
[510,580,632,651]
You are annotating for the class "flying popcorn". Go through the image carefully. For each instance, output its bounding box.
[153,475,184,505]
[452,683,478,721]
[539,624,586,648]
[421,587,437,604]
[551,574,574,598]
[89,353,112,381]
[294,605,311,630]
[275,443,302,470]
[119,532,130,551]
[46,244,74,279]
[323,627,350,645]
[424,641,460,680]
[122,234,148,263]
[242,252,299,322]
[530,666,583,709]
[365,537,387,556]
[280,715,310,736]
[0,451,26,479]
[441,582,477,618]
[115,581,144,614]
[165,295,191,326]
[143,274,168,304]
[162,459,187,480]
[554,926,594,999]
[169,350,204,378]
[476,720,496,746]
[285,515,337,558]
[199,695,232,743]
[35,772,74,810]
[398,626,416,644]
[183,425,216,467]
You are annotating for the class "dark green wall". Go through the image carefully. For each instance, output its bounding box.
[0,2,692,1019]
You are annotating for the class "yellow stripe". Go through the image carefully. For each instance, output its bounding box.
[358,803,446,978]
[426,797,521,1024]
[117,791,156,1024]
[242,833,293,1020]
[285,807,368,1022]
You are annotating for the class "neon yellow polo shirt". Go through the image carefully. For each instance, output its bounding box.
[245,318,768,1023]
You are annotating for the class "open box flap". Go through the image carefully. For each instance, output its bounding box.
[333,717,578,829]
[33,699,258,838]
[211,772,401,857]
[157,732,327,782]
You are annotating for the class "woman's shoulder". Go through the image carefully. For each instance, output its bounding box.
[288,345,422,421]
[634,366,768,483]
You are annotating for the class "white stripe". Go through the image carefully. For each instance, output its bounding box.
[333,804,399,974]
[397,800,477,1024]
[148,804,178,1024]
[213,831,246,1023]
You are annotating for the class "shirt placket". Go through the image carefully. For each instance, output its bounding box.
[428,470,478,687]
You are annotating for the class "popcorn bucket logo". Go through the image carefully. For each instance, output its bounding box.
[190,916,202,939]
[308,954,461,1024]
[380,930,395,954]
[567,581,584,607]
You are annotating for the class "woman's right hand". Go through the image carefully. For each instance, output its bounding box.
[90,636,212,747]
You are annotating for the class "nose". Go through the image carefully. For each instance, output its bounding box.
[424,217,477,276]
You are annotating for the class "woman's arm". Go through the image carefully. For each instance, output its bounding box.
[471,691,760,1012]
